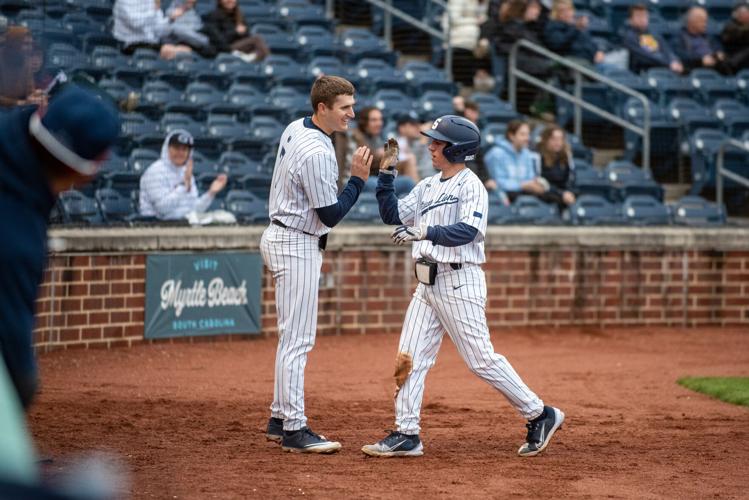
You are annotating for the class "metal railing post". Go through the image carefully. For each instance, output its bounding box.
[642,99,651,173]
[716,138,749,208]
[384,0,393,50]
[325,0,334,20]
[717,146,724,207]
[508,44,518,110]
[573,70,582,138]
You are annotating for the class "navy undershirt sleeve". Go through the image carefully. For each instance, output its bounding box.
[426,223,478,247]
[376,171,403,225]
[315,176,365,227]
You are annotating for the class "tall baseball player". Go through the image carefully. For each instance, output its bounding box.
[260,76,378,454]
[362,115,564,458]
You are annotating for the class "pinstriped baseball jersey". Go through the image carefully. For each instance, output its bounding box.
[397,168,488,264]
[269,117,339,237]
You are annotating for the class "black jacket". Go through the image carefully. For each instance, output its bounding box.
[544,20,597,62]
[721,19,749,59]
[201,8,245,53]
[0,106,56,409]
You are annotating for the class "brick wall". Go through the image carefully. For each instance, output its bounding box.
[34,247,749,350]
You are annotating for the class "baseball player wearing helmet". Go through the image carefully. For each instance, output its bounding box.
[260,76,373,454]
[362,115,564,458]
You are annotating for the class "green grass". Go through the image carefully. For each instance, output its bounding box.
[677,377,749,407]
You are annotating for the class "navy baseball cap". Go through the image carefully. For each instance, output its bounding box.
[168,131,194,147]
[29,84,120,176]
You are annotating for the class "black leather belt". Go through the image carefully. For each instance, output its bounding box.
[449,263,463,270]
[272,218,314,236]
[272,219,327,250]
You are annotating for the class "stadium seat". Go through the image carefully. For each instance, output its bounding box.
[82,32,119,53]
[253,27,302,60]
[605,161,664,201]
[161,113,204,138]
[482,123,508,146]
[226,83,264,107]
[645,70,692,105]
[605,71,658,115]
[416,91,455,121]
[140,80,182,112]
[670,195,726,226]
[95,188,136,223]
[372,89,412,119]
[571,167,613,201]
[689,128,749,194]
[668,98,720,151]
[401,61,456,96]
[261,54,310,90]
[487,200,515,224]
[566,194,622,225]
[88,45,126,77]
[691,0,733,22]
[339,27,394,64]
[590,0,633,32]
[621,194,671,225]
[225,190,269,223]
[307,56,344,78]
[250,116,284,142]
[61,12,102,34]
[268,86,307,109]
[649,0,688,20]
[98,78,132,105]
[511,196,561,225]
[56,190,103,225]
[46,43,84,72]
[296,25,342,58]
[184,82,225,107]
[736,69,749,105]
[621,97,679,169]
[278,1,331,30]
[689,69,738,104]
[469,93,518,124]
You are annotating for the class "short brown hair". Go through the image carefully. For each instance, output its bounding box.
[505,119,530,139]
[628,3,648,16]
[310,75,355,114]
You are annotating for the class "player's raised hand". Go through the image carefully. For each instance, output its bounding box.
[391,221,428,245]
[209,174,228,195]
[379,138,399,171]
[351,146,373,180]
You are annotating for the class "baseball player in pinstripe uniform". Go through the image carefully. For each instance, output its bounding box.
[362,115,564,458]
[260,76,373,454]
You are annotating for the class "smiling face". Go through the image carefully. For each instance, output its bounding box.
[316,94,356,134]
[168,144,191,166]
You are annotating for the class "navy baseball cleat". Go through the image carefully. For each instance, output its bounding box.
[281,427,341,454]
[361,431,424,457]
[266,417,283,443]
[518,406,565,457]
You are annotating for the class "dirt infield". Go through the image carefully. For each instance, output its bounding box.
[29,327,749,499]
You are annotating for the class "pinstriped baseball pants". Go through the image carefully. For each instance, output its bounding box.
[260,224,322,431]
[395,264,544,434]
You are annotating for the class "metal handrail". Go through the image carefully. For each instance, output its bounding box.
[326,0,453,80]
[716,138,749,206]
[509,39,652,173]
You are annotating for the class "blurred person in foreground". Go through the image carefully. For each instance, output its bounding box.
[0,84,119,412]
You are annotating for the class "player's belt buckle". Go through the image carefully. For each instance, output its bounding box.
[415,258,437,286]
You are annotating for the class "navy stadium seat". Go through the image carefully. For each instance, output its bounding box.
[566,194,622,225]
[57,190,103,225]
[605,161,664,201]
[689,69,738,104]
[372,89,412,119]
[225,190,269,223]
[482,123,508,146]
[670,196,726,226]
[511,196,561,225]
[621,194,671,225]
[689,128,749,194]
[95,188,136,223]
[571,167,613,200]
[296,25,342,58]
[416,91,455,121]
[401,60,456,96]
[307,56,344,78]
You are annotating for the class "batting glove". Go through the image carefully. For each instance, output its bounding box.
[391,221,428,245]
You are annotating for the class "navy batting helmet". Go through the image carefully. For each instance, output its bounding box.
[421,115,481,163]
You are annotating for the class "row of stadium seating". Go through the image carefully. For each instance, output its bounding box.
[53,187,726,227]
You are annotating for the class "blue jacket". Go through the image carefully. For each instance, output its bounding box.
[484,138,539,192]
[544,20,597,63]
[0,106,56,409]
[620,25,679,73]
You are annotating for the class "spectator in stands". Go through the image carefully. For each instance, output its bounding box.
[0,85,119,410]
[201,0,269,63]
[484,119,545,202]
[139,130,228,220]
[544,0,606,68]
[621,4,683,74]
[444,0,494,90]
[348,106,385,177]
[0,26,45,108]
[482,0,546,59]
[113,0,194,59]
[394,113,430,181]
[454,96,493,187]
[163,0,213,57]
[674,7,729,74]
[722,1,749,72]
[536,124,575,209]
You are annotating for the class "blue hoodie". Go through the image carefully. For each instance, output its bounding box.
[0,106,56,409]
[484,137,539,192]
